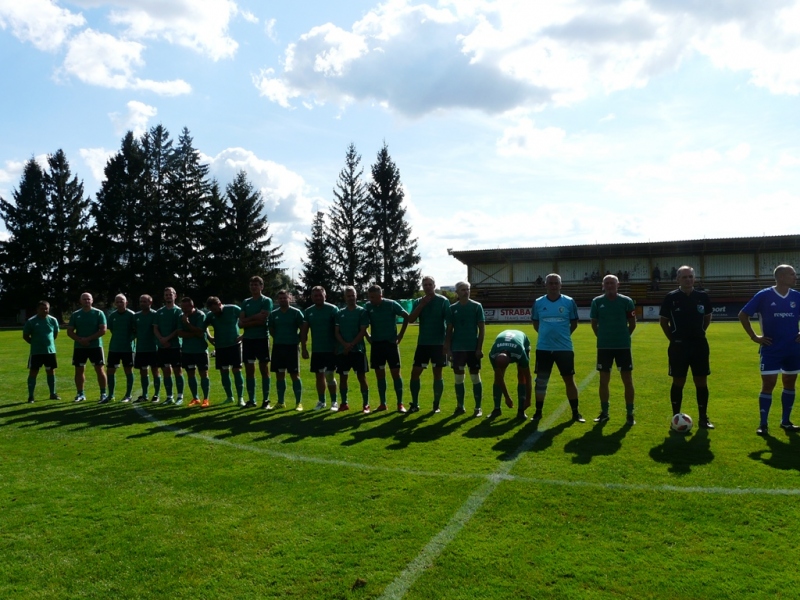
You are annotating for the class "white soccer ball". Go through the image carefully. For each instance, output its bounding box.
[671,413,693,433]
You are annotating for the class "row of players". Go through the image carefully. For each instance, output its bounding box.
[23,266,800,433]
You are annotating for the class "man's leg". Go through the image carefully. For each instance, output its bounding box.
[291,373,303,409]
[621,370,635,423]
[174,367,185,401]
[598,370,611,417]
[276,371,287,406]
[260,361,272,407]
[693,375,711,427]
[123,366,135,401]
[107,366,117,399]
[94,364,108,402]
[375,367,388,408]
[315,371,328,408]
[245,361,257,403]
[46,367,57,398]
[469,368,482,412]
[357,372,370,411]
[74,365,86,398]
[410,365,424,409]
[162,364,174,400]
[780,373,798,429]
[27,367,39,401]
[670,376,686,415]
[757,374,778,432]
[390,367,404,411]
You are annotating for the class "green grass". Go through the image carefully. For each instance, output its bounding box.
[2,323,800,599]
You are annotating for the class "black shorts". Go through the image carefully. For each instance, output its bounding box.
[29,353,57,370]
[336,351,369,375]
[596,348,633,372]
[107,351,134,369]
[157,347,182,368]
[668,338,710,378]
[183,352,210,371]
[271,344,300,373]
[310,352,337,373]
[134,351,159,370]
[242,338,270,363]
[451,350,481,372]
[534,350,575,377]
[370,341,401,370]
[413,345,446,368]
[72,347,105,367]
[215,343,242,369]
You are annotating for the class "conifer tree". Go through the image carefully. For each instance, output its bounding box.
[300,210,336,302]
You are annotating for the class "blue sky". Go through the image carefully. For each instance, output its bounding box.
[2,0,800,286]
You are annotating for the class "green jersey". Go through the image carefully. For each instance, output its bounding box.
[206,305,241,348]
[590,293,635,349]
[134,310,158,352]
[181,310,209,353]
[365,299,408,342]
[489,330,531,368]
[270,306,305,345]
[68,307,106,349]
[414,294,450,345]
[108,309,136,352]
[335,305,369,354]
[24,315,59,355]
[448,300,485,352]
[304,302,339,353]
[241,295,273,340]
[155,306,182,349]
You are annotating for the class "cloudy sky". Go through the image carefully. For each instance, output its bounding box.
[2,0,800,286]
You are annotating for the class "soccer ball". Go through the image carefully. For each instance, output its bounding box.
[671,413,693,433]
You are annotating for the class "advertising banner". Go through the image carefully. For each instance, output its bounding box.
[484,307,593,322]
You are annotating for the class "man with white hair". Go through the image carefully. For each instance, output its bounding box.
[104,293,136,403]
[445,281,485,416]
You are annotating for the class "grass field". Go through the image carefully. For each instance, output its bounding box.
[2,322,800,599]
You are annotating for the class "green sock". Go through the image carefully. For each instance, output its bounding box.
[455,382,466,407]
[107,372,116,396]
[47,373,56,394]
[410,379,421,405]
[188,375,199,399]
[125,373,134,397]
[393,377,403,403]
[433,379,444,406]
[175,374,184,395]
[318,391,326,404]
[27,376,36,398]
[233,371,244,398]
[153,375,161,396]
[341,385,349,404]
[221,370,233,398]
[473,382,482,409]
[377,378,387,404]
[201,377,210,399]
[292,378,302,403]
[247,377,256,402]
[163,376,173,396]
[277,379,286,403]
[141,373,150,397]
[262,377,271,402]
[361,387,369,407]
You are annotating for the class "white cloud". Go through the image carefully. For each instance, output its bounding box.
[265,17,277,42]
[110,100,158,136]
[496,117,586,159]
[726,143,751,162]
[62,29,191,95]
[0,0,84,51]
[240,9,258,25]
[79,147,115,184]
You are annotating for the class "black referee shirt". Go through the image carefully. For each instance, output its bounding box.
[659,288,711,341]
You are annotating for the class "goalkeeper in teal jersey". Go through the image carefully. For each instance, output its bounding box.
[104,294,136,403]
[487,330,533,420]
[206,296,244,406]
[239,276,274,409]
[269,290,305,410]
[407,276,450,414]
[301,286,339,410]
[23,300,61,402]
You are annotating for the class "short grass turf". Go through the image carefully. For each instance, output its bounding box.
[2,322,799,599]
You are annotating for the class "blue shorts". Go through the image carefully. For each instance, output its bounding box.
[760,351,800,375]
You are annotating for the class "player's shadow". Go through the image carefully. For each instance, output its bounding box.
[461,410,529,441]
[384,412,471,449]
[340,412,418,448]
[649,428,714,474]
[563,421,632,464]
[3,399,143,433]
[749,430,800,472]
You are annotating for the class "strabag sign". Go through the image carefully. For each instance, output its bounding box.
[484,307,592,322]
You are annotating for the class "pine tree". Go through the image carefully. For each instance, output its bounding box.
[140,124,174,294]
[328,143,369,294]
[364,143,421,298]
[300,210,336,301]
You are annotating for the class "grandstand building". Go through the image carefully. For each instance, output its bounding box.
[448,235,800,322]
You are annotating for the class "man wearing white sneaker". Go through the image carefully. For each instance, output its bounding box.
[364,284,409,413]
[106,294,136,403]
[487,330,532,420]
[269,290,305,410]
[67,292,107,403]
[153,287,185,405]
[335,286,370,413]
[301,286,339,411]
[205,296,244,406]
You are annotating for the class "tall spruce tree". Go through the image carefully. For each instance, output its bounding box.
[300,210,336,301]
[140,124,174,294]
[0,158,50,315]
[328,143,369,293]
[364,143,421,298]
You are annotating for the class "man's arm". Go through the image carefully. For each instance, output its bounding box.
[570,319,578,334]
[659,316,672,341]
[407,297,430,324]
[591,318,599,337]
[300,322,310,359]
[532,320,540,333]
[396,314,409,344]
[476,321,485,358]
[627,314,636,335]
[738,311,770,345]
[703,314,712,332]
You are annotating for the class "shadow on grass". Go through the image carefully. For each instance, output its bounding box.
[563,420,632,464]
[648,428,714,474]
[748,430,800,472]
[1,399,143,432]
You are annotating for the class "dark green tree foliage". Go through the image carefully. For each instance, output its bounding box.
[44,150,91,315]
[140,124,174,291]
[0,159,50,312]
[364,143,421,298]
[300,210,336,302]
[328,143,369,293]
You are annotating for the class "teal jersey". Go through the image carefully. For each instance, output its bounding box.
[181,310,209,353]
[134,310,158,352]
[108,309,136,352]
[68,307,107,349]
[241,295,273,340]
[489,330,531,368]
[206,305,241,348]
[270,306,305,345]
[335,305,369,354]
[414,294,450,345]
[590,293,635,349]
[155,306,182,349]
[365,299,408,342]
[448,300,485,352]
[304,302,339,353]
[24,315,59,355]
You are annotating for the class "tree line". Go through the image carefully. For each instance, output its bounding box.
[0,128,421,318]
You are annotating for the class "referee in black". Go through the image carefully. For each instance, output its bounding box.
[659,265,714,429]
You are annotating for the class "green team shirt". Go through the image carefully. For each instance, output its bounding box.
[365,299,408,342]
[414,294,450,345]
[335,305,369,354]
[155,306,182,349]
[448,300,485,352]
[270,306,305,345]
[590,293,635,349]
[24,315,59,355]
[489,330,531,368]
[181,310,209,353]
[134,310,158,352]
[241,295,273,340]
[68,307,107,349]
[108,309,136,352]
[304,302,339,353]
[206,305,241,348]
